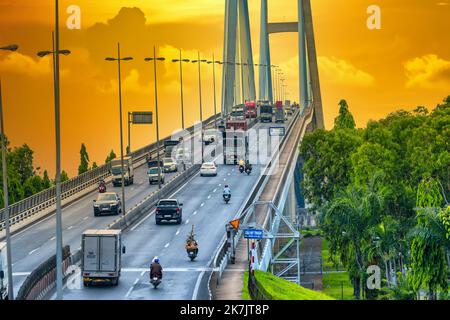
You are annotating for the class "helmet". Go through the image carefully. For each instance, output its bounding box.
[153,256,160,264]
[225,185,229,188]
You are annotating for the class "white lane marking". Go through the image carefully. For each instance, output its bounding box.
[200,203,204,207]
[133,278,139,285]
[193,211,197,215]
[227,173,231,176]
[223,178,226,181]
[83,216,89,221]
[50,236,56,241]
[164,242,170,248]
[176,229,181,235]
[218,184,222,187]
[185,219,190,225]
[12,272,31,276]
[28,248,40,255]
[121,267,232,272]
[140,271,145,276]
[207,195,211,199]
[125,286,134,298]
[67,226,73,230]
[213,188,217,193]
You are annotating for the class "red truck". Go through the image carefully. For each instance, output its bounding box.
[275,101,283,109]
[244,101,257,118]
[226,120,248,131]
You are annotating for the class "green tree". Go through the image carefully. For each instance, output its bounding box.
[78,143,90,175]
[334,99,356,130]
[61,170,69,182]
[92,162,98,169]
[410,177,448,300]
[8,144,35,184]
[105,150,116,163]
[42,170,51,189]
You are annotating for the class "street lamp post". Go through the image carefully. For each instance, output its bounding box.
[37,28,71,301]
[172,51,190,130]
[105,43,133,218]
[207,55,222,128]
[192,53,207,163]
[127,112,131,155]
[144,47,165,189]
[0,43,18,301]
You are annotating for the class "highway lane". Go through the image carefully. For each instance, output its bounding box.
[10,129,205,291]
[10,161,184,289]
[57,117,293,300]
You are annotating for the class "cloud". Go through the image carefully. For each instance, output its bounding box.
[404,54,450,89]
[317,56,375,87]
[0,52,51,76]
[97,68,148,94]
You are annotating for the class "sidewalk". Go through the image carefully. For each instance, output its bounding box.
[299,236,323,290]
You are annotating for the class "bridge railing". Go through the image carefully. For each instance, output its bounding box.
[0,113,221,233]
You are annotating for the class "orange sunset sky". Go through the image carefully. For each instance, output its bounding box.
[0,0,449,176]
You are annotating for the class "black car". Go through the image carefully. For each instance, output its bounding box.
[93,192,121,216]
[155,199,183,225]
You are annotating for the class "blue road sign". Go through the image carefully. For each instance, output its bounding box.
[244,228,264,240]
[269,126,285,137]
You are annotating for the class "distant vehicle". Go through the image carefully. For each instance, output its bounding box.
[147,157,163,168]
[81,229,125,286]
[275,101,283,109]
[110,157,134,187]
[223,131,248,165]
[148,167,165,185]
[203,129,217,145]
[93,192,121,216]
[155,199,183,225]
[0,242,9,300]
[275,107,285,123]
[226,120,248,131]
[164,140,180,158]
[163,157,177,173]
[244,101,257,118]
[200,162,218,177]
[260,104,273,123]
[230,105,246,120]
[175,148,191,163]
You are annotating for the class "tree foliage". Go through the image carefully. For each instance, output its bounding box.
[78,143,90,175]
[105,149,116,163]
[300,95,450,299]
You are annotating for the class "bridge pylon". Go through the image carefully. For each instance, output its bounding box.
[259,0,324,129]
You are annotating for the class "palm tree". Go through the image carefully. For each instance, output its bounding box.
[321,175,385,299]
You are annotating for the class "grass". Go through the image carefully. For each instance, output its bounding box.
[242,270,334,300]
[321,272,355,300]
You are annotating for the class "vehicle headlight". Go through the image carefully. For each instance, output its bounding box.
[94,204,99,207]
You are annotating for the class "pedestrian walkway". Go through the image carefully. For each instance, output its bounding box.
[299,236,323,290]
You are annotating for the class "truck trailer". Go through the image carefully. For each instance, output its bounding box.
[81,229,125,286]
[110,156,134,186]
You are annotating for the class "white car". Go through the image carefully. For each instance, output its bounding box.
[163,157,177,173]
[200,162,218,177]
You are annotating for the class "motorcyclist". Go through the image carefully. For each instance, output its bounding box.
[98,180,106,192]
[238,158,245,168]
[185,225,199,255]
[150,257,163,280]
[245,160,252,172]
[223,185,231,197]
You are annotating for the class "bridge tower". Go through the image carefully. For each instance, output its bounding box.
[221,0,257,117]
[259,0,324,129]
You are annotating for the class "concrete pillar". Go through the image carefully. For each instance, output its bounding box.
[298,0,308,110]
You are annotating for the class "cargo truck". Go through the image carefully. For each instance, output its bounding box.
[164,140,180,158]
[222,130,247,165]
[260,104,273,123]
[110,156,134,187]
[0,242,8,300]
[81,230,125,286]
[275,107,285,123]
[244,101,257,118]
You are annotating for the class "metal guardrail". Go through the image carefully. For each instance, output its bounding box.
[16,245,72,300]
[0,113,221,232]
[210,107,303,290]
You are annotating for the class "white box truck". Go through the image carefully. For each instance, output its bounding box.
[0,242,8,300]
[110,156,134,187]
[81,230,125,286]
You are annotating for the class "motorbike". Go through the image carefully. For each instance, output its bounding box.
[239,165,245,173]
[245,166,252,175]
[98,183,106,193]
[150,275,162,289]
[187,249,198,261]
[223,193,231,204]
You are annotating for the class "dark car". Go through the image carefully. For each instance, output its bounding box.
[93,192,121,216]
[155,199,183,225]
